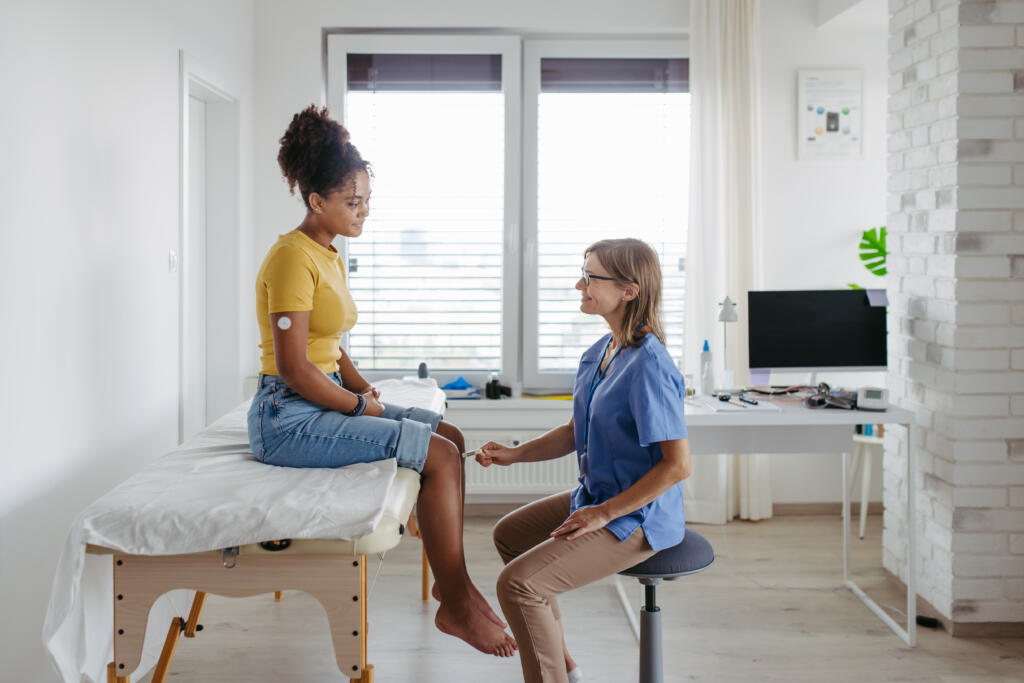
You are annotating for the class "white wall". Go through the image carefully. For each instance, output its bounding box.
[759,1,890,504]
[0,1,254,680]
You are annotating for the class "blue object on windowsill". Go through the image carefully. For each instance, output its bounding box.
[441,376,481,399]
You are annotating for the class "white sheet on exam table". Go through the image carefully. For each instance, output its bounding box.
[43,378,444,683]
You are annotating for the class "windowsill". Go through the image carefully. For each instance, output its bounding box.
[445,397,572,410]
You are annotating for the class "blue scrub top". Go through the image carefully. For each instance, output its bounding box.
[571,332,688,551]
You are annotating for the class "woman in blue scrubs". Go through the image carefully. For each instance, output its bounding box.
[478,238,692,683]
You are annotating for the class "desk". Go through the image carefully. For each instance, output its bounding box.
[616,399,918,646]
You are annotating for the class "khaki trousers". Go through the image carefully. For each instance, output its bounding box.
[494,491,655,683]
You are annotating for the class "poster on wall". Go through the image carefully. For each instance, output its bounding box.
[797,69,863,160]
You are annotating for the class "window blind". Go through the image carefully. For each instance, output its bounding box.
[344,54,505,372]
[535,58,689,372]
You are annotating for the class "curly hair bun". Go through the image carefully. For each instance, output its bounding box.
[277,104,368,207]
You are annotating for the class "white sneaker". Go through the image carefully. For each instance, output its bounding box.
[567,668,583,683]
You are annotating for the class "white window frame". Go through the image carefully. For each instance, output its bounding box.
[326,34,522,388]
[522,38,689,390]
[324,33,688,391]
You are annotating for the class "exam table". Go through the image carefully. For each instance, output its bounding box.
[43,379,442,683]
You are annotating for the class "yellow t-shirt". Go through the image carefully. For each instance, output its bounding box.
[256,230,358,376]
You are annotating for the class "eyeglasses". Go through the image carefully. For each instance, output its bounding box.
[580,268,618,286]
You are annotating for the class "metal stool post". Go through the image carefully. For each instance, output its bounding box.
[639,578,663,683]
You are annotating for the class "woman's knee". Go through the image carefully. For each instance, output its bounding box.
[436,420,465,452]
[422,433,460,476]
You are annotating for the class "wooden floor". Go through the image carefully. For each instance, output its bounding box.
[139,514,1023,682]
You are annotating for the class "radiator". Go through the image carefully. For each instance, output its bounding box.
[463,431,579,495]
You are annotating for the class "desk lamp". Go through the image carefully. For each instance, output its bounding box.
[718,296,738,387]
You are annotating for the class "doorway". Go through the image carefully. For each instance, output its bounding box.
[179,52,241,443]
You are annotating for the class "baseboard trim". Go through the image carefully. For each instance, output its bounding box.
[773,502,883,516]
[883,570,1024,638]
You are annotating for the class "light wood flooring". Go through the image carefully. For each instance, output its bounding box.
[139,514,1023,682]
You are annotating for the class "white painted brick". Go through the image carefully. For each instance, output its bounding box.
[952,395,1011,417]
[889,89,912,113]
[958,601,1024,622]
[1016,165,1024,184]
[954,462,1024,486]
[927,254,957,276]
[958,303,1011,325]
[959,140,1024,163]
[954,325,1024,348]
[955,348,1010,370]
[954,578,1006,602]
[925,518,954,549]
[1010,488,1024,507]
[954,486,1009,507]
[958,186,1024,209]
[956,210,1014,231]
[931,27,959,58]
[1012,396,1024,415]
[960,233,1024,253]
[905,146,939,168]
[960,70,1015,94]
[952,533,1009,555]
[958,48,1024,70]
[953,554,1024,577]
[955,256,1012,278]
[938,138,959,163]
[959,164,1012,185]
[937,93,957,117]
[953,440,1010,463]
[1013,348,1024,370]
[1009,579,1024,599]
[958,118,1015,140]
[936,277,957,300]
[957,280,1024,301]
[956,508,1024,534]
[1017,213,1024,231]
[1012,534,1024,554]
[956,371,1024,394]
[904,101,940,128]
[1019,25,1024,46]
[958,94,1024,117]
[959,24,1016,48]
[938,49,958,74]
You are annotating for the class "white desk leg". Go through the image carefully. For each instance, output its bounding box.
[842,451,850,584]
[844,426,916,646]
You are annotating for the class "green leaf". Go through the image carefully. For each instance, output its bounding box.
[858,226,887,277]
[847,283,865,289]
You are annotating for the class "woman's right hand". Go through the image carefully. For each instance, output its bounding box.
[362,392,386,417]
[477,440,518,467]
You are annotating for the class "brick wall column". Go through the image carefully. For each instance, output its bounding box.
[886,0,1024,634]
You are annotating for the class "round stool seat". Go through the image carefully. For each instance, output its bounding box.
[620,529,714,580]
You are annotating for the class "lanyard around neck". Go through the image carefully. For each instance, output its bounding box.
[583,337,624,455]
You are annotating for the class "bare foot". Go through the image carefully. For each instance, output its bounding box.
[435,604,517,657]
[432,582,508,629]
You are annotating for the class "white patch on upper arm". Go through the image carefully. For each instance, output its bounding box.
[276,316,292,330]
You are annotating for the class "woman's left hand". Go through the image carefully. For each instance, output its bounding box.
[550,505,612,541]
[357,385,380,399]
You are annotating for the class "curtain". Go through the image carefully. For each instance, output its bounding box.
[683,0,772,524]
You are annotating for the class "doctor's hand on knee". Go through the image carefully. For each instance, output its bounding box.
[550,505,612,541]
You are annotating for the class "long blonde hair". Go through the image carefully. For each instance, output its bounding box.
[584,238,665,348]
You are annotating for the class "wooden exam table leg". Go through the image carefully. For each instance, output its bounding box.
[406,512,432,602]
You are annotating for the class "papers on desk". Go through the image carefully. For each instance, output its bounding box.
[687,396,781,412]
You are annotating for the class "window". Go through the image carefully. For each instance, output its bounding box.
[328,34,688,389]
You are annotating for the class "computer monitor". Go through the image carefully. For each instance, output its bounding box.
[747,290,887,373]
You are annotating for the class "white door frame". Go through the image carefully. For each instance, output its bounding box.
[178,51,241,443]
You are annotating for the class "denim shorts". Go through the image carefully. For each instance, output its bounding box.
[247,372,443,472]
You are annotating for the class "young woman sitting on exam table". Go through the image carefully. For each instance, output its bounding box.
[248,104,515,657]
[477,238,692,683]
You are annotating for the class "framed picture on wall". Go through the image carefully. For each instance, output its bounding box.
[797,69,864,160]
